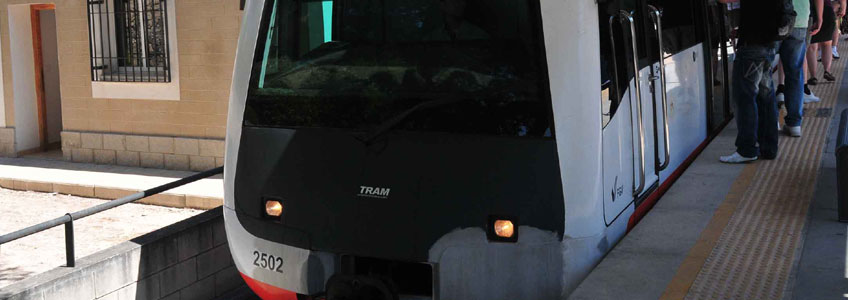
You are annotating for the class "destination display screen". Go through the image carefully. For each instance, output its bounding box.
[244,0,553,138]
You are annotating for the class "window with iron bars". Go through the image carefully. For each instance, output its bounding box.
[87,0,171,83]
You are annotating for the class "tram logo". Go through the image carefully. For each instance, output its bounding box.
[611,176,623,202]
[358,186,391,199]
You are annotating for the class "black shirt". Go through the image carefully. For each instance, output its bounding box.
[738,0,781,45]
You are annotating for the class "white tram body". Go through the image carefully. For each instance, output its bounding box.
[224,0,732,299]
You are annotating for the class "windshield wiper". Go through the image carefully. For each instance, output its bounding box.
[356,97,461,145]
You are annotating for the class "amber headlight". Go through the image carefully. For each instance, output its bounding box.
[487,215,518,242]
[265,200,283,217]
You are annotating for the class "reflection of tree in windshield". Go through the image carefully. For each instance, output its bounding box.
[258,42,534,96]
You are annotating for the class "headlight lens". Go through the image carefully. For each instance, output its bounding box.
[493,220,515,238]
[265,200,283,217]
[487,215,518,242]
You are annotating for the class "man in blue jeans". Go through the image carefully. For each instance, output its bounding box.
[778,0,821,137]
[719,0,782,163]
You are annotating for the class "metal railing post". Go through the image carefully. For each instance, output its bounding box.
[65,213,75,267]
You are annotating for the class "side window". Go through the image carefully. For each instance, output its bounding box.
[646,0,699,56]
[87,0,172,83]
[599,0,636,128]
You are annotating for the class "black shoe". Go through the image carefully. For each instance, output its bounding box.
[808,77,818,85]
[761,152,777,160]
[824,71,836,81]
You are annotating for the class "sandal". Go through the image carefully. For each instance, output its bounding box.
[808,77,818,85]
[824,71,836,81]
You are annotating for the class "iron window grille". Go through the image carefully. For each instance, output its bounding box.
[87,0,171,82]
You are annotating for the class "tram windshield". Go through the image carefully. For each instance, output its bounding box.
[244,0,552,138]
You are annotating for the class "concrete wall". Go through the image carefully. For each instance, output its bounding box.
[8,4,38,152]
[0,208,245,300]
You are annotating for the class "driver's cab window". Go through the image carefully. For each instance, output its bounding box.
[246,0,551,138]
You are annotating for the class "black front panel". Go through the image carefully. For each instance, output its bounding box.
[234,127,564,261]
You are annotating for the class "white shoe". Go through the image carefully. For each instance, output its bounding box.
[804,91,821,103]
[720,152,758,164]
[834,46,841,59]
[776,92,785,106]
[783,125,801,137]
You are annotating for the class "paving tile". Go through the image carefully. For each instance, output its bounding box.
[0,157,223,201]
[186,196,222,210]
[54,183,95,197]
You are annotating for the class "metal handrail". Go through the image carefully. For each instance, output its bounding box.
[648,5,671,172]
[0,166,223,267]
[618,10,647,197]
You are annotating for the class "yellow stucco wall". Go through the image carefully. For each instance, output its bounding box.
[0,0,240,139]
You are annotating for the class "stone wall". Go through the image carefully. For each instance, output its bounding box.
[0,208,245,300]
[61,131,224,172]
[0,127,13,157]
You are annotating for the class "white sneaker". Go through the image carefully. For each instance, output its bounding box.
[776,92,785,106]
[804,91,821,103]
[720,152,758,164]
[834,46,841,59]
[784,125,801,137]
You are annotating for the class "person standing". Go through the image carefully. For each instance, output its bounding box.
[833,0,842,59]
[807,0,845,85]
[777,0,821,137]
[719,0,784,163]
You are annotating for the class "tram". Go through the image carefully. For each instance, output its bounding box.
[224,0,735,299]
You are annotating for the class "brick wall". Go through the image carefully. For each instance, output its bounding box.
[0,0,240,158]
[0,208,246,300]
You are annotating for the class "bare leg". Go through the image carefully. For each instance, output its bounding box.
[804,58,809,83]
[823,40,834,73]
[778,61,785,85]
[807,43,819,81]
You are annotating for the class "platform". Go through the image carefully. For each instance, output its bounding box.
[569,46,848,299]
[0,155,222,209]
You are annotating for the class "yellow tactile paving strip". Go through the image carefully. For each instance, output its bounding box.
[662,43,846,300]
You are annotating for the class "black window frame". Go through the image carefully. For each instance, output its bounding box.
[87,0,172,83]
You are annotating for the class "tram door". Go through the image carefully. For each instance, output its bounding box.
[599,0,663,225]
[705,1,733,132]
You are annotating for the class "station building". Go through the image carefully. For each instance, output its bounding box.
[0,0,242,171]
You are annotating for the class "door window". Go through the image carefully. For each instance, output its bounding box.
[599,0,637,127]
[645,0,701,57]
